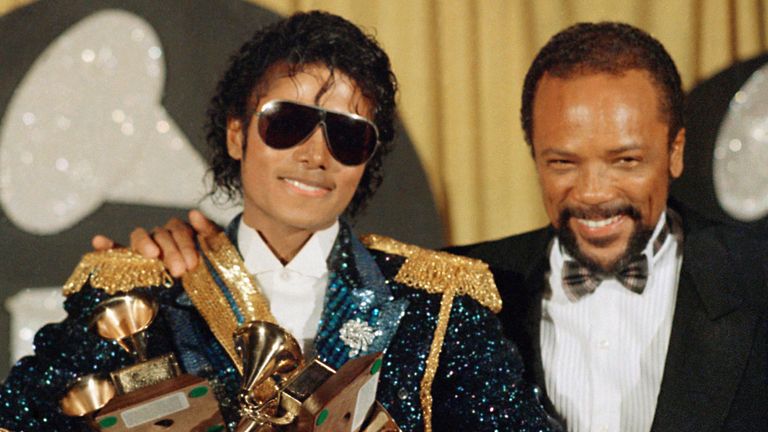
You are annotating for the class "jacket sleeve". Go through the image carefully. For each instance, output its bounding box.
[0,286,133,431]
[431,294,561,432]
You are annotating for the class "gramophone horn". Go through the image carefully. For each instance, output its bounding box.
[89,293,158,361]
[234,321,303,400]
[59,374,116,417]
[233,320,303,432]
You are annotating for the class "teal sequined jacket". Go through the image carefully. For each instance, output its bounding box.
[0,219,558,431]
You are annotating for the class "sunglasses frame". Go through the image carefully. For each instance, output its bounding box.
[256,99,380,166]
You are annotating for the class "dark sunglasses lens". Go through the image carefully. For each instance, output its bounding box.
[258,102,320,149]
[325,113,378,165]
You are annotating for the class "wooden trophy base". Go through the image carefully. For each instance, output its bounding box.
[94,374,225,431]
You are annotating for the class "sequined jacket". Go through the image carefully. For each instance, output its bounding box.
[0,220,557,432]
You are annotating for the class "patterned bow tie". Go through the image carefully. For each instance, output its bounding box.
[559,209,679,302]
[561,256,648,302]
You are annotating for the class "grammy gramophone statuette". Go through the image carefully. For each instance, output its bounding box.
[60,292,225,431]
[234,321,400,432]
[89,293,180,392]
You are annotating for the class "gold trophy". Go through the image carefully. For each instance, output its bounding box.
[234,321,400,432]
[234,321,305,431]
[60,292,225,431]
[90,293,180,393]
[60,374,116,429]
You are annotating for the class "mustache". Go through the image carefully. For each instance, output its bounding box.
[558,203,642,224]
[556,203,649,274]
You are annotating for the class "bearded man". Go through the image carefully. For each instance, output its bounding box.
[451,22,768,432]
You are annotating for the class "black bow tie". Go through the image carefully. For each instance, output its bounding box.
[561,256,648,302]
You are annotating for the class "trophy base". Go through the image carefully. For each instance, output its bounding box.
[94,374,224,431]
[283,353,401,432]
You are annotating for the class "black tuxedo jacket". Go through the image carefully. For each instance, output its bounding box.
[449,217,768,431]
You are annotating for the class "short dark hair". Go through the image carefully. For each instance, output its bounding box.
[521,22,684,150]
[206,11,398,217]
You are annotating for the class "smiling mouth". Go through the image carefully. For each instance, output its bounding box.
[282,178,331,195]
[575,215,622,229]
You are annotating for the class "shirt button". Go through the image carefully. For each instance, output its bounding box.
[598,339,610,349]
[280,270,291,281]
[598,426,609,432]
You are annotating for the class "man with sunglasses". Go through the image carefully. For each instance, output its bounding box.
[0,11,557,432]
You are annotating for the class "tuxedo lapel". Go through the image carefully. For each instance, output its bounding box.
[651,232,758,432]
[523,259,555,415]
[496,228,558,418]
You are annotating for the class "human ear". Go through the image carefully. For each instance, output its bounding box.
[226,118,244,160]
[669,128,685,179]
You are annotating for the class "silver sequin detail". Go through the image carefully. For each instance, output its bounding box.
[339,318,378,357]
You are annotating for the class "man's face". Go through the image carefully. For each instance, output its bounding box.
[226,64,369,237]
[532,70,685,271]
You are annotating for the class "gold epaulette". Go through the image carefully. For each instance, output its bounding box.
[62,249,173,296]
[361,233,502,432]
[361,234,501,313]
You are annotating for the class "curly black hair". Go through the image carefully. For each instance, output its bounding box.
[521,22,684,152]
[206,11,398,217]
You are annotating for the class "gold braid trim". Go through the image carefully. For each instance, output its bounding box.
[198,233,276,325]
[419,289,455,432]
[361,234,502,432]
[181,232,276,373]
[360,234,501,313]
[62,249,173,296]
[182,264,244,374]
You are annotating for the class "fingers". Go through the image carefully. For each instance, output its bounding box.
[91,235,116,251]
[96,212,216,279]
[144,222,189,277]
[130,227,161,259]
[189,209,222,236]
[164,217,199,272]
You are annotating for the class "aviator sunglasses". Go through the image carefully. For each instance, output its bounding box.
[256,99,380,166]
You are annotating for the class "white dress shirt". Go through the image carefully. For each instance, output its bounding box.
[541,212,682,432]
[238,219,338,355]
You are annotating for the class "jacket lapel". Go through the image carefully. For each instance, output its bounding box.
[493,227,558,418]
[523,260,551,408]
[651,231,758,431]
[521,229,561,421]
[313,223,408,370]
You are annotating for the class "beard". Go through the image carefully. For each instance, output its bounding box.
[556,203,655,275]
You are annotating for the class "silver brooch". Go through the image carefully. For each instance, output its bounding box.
[339,318,379,357]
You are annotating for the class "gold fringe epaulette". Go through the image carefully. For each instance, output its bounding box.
[62,249,173,296]
[361,233,502,432]
[361,234,501,313]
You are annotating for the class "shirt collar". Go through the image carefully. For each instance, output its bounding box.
[237,219,339,278]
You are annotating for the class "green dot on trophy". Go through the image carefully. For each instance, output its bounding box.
[189,386,209,398]
[316,409,329,426]
[98,416,118,428]
[206,425,225,432]
[370,358,382,375]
